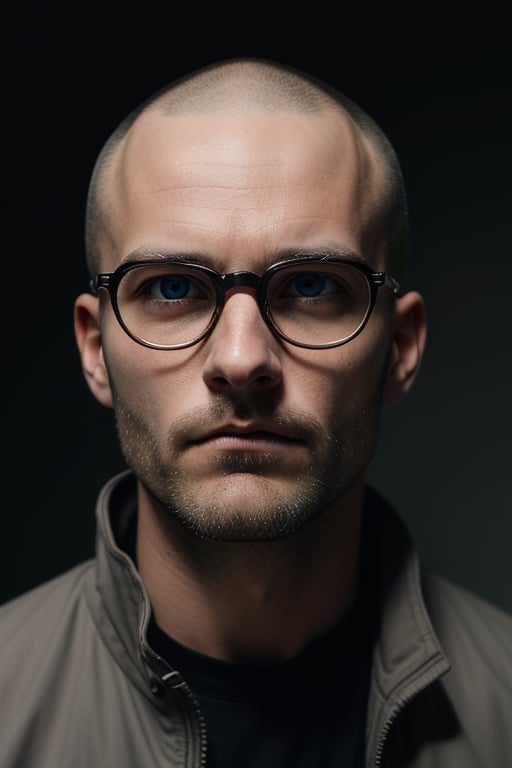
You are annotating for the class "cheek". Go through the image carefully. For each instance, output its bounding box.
[103,331,205,424]
[285,331,390,422]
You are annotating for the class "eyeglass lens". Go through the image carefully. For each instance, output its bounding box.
[114,262,372,348]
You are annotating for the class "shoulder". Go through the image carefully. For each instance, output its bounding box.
[0,563,99,760]
[0,561,95,663]
[423,571,512,665]
[423,572,512,738]
[1,559,94,615]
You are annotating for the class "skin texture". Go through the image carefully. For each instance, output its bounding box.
[75,103,426,661]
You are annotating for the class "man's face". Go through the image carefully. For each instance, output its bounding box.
[96,108,393,541]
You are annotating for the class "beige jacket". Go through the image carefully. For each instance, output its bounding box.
[1,471,511,767]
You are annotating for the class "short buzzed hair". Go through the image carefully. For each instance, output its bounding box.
[85,57,409,283]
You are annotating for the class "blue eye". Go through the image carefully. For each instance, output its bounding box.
[151,276,191,300]
[292,273,327,297]
[127,267,211,306]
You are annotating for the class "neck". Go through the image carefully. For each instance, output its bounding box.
[136,481,365,663]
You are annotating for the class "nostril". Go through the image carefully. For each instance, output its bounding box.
[205,364,281,392]
[203,343,282,393]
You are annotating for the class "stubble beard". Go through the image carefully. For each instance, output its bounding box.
[111,393,382,543]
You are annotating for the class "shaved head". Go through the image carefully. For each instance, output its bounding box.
[85,57,408,282]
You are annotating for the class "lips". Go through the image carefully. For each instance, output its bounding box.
[202,432,298,448]
[189,424,307,447]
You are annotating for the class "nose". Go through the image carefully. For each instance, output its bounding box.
[202,289,283,395]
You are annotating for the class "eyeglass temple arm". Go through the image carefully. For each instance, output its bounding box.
[89,274,112,296]
[371,272,401,296]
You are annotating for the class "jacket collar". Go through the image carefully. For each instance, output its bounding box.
[85,471,157,696]
[361,487,451,760]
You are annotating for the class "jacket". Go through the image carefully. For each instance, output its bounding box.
[1,470,511,767]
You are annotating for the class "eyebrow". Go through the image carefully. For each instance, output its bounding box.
[120,249,211,266]
[119,246,368,271]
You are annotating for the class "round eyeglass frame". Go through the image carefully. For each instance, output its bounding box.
[90,255,401,350]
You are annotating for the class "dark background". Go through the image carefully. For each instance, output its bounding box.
[4,15,511,612]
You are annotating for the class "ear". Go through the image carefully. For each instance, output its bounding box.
[383,290,427,406]
[74,293,114,408]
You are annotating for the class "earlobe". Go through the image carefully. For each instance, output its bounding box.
[383,291,427,406]
[74,293,114,408]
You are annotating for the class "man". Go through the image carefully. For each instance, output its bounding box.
[1,57,511,767]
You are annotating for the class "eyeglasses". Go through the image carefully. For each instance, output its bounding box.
[90,255,400,350]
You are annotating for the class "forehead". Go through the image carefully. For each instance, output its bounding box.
[98,107,385,271]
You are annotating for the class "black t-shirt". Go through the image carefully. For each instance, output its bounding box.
[149,593,375,767]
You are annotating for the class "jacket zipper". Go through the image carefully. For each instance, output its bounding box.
[373,692,411,767]
[162,670,208,768]
[372,664,445,767]
[142,617,208,766]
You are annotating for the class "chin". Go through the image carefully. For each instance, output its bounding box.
[154,472,333,542]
